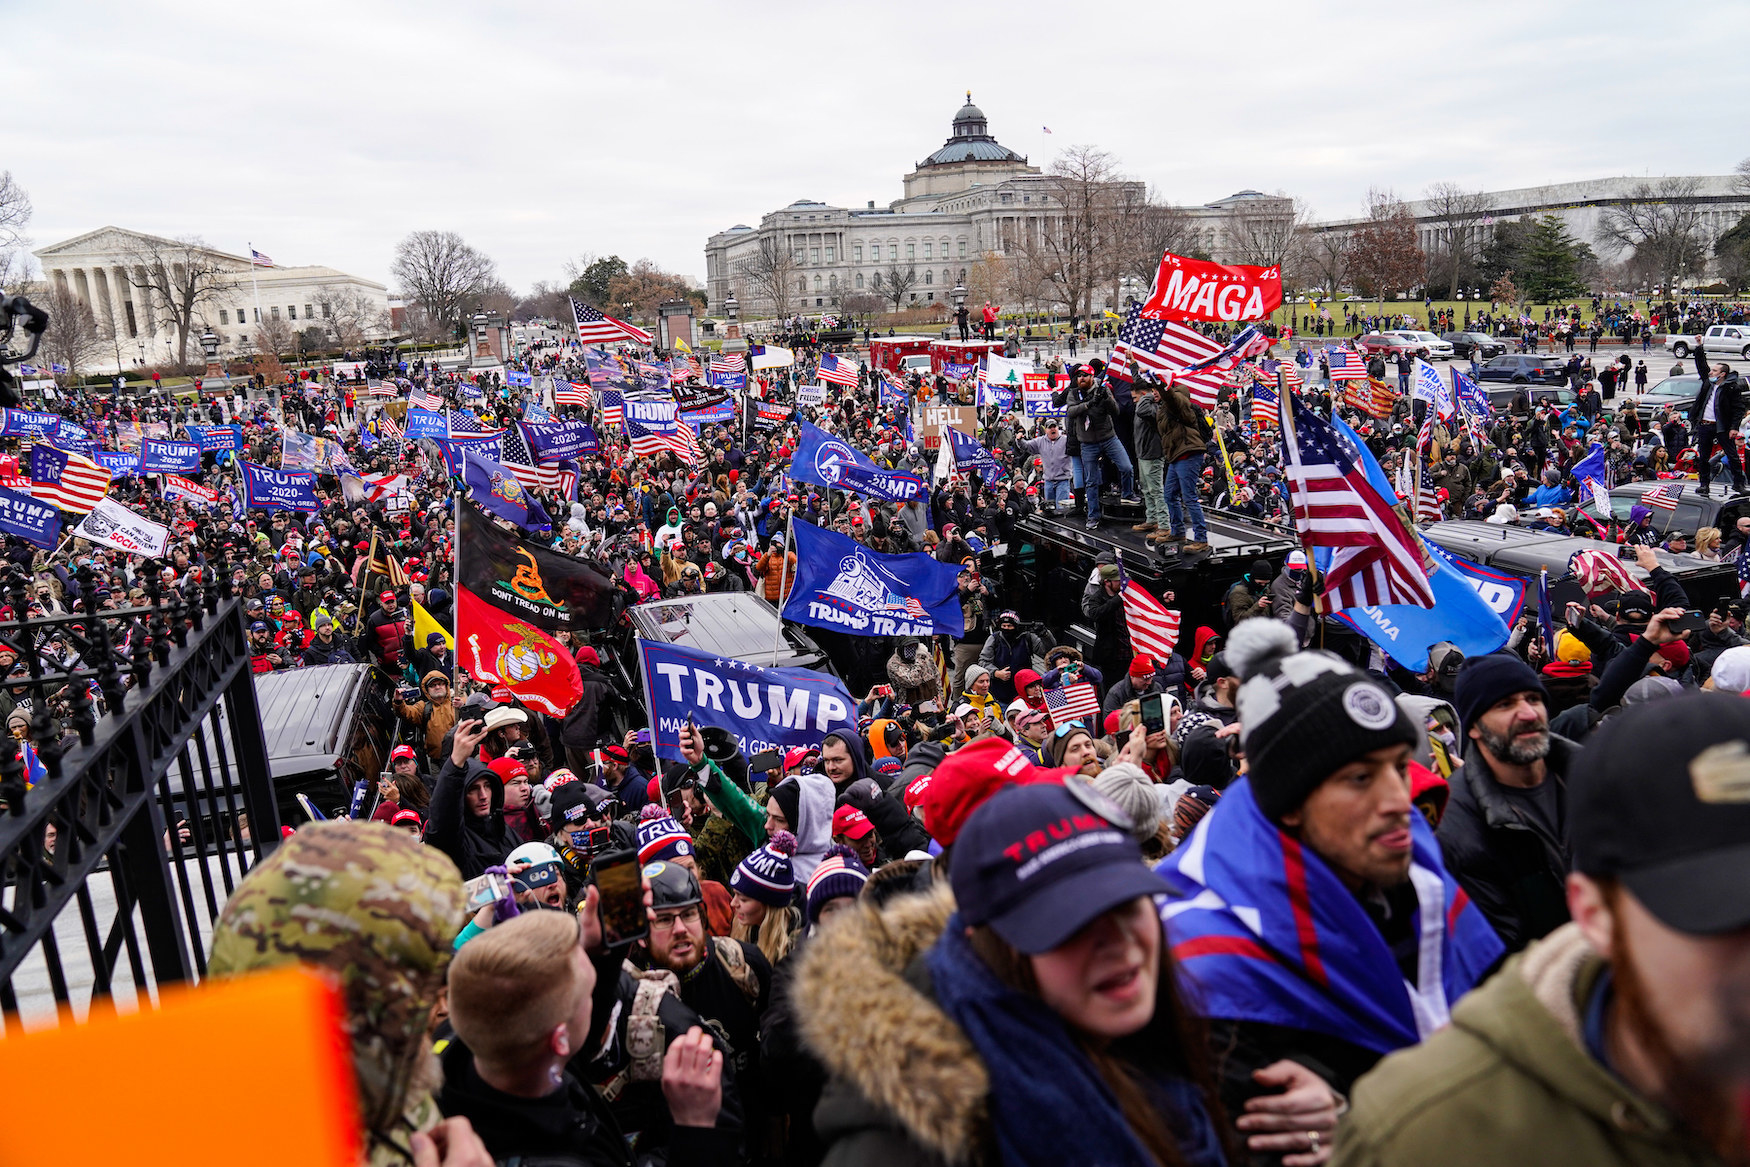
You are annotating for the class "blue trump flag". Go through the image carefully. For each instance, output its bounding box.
[944,426,1005,480]
[142,439,201,475]
[405,408,448,441]
[461,449,551,533]
[183,424,242,452]
[0,486,60,549]
[782,519,965,638]
[788,421,926,501]
[94,451,140,479]
[637,638,858,765]
[0,409,60,439]
[521,419,599,461]
[1334,540,1517,670]
[238,461,320,513]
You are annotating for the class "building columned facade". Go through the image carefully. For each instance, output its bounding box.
[705,96,1292,318]
[33,227,391,371]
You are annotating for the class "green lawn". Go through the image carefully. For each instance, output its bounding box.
[1269,297,1661,332]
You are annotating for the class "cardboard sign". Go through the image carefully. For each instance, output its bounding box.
[919,404,975,450]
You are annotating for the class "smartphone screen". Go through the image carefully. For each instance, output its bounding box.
[1139,692,1166,735]
[592,848,648,947]
[587,825,611,855]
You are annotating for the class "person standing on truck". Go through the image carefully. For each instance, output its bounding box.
[955,301,970,342]
[1017,419,1073,513]
[1153,375,1211,554]
[980,300,1000,341]
[1054,363,1134,531]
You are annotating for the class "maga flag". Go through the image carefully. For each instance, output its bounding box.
[456,585,583,717]
[459,503,619,632]
[1139,252,1282,323]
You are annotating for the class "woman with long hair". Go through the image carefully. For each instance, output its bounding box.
[728,831,801,967]
[797,782,1235,1167]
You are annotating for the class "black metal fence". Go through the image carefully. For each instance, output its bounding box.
[0,563,276,1033]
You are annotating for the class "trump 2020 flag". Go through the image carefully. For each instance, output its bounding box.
[782,519,965,638]
[637,638,858,765]
[0,486,60,549]
[461,449,551,533]
[142,439,202,475]
[944,425,1005,480]
[238,461,320,513]
[788,421,926,501]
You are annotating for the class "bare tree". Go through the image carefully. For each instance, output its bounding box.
[1226,193,1303,269]
[40,281,104,382]
[313,285,387,348]
[882,266,920,312]
[735,237,798,319]
[1017,145,1131,323]
[1107,184,1194,309]
[123,234,230,368]
[1348,190,1426,308]
[0,171,31,286]
[254,312,294,357]
[1422,182,1492,298]
[389,230,498,334]
[1301,229,1350,300]
[1595,179,1707,297]
[1735,157,1750,198]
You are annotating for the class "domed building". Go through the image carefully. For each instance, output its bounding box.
[705,96,1291,319]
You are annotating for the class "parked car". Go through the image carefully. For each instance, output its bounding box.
[1484,384,1577,413]
[1385,330,1454,359]
[1609,481,1748,538]
[1628,374,1701,422]
[1442,331,1507,360]
[1423,521,1740,610]
[1474,353,1569,383]
[1356,332,1425,357]
[1667,325,1750,360]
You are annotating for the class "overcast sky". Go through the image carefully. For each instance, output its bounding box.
[10,0,1746,294]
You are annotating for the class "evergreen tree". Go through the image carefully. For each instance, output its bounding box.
[1519,215,1590,302]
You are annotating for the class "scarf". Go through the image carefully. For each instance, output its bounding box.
[925,917,1224,1167]
[1157,778,1503,1055]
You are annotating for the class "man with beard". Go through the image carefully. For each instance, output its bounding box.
[1438,651,1583,953]
[1334,692,1750,1167]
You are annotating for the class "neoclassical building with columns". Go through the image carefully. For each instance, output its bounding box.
[33,227,391,371]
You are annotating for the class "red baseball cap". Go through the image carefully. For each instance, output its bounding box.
[903,774,934,811]
[389,808,422,828]
[832,805,875,840]
[920,737,1069,847]
[491,685,514,703]
[487,757,528,785]
[379,591,397,604]
[390,744,419,763]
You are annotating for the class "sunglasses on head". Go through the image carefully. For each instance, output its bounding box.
[1051,720,1087,740]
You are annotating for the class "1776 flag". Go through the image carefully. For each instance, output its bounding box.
[569,297,653,347]
[1282,397,1434,612]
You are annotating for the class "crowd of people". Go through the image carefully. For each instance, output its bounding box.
[10,300,1750,1167]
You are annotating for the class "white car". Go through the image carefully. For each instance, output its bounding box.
[1386,330,1454,359]
[1668,324,1750,360]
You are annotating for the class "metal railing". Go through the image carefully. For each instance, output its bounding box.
[0,561,276,1033]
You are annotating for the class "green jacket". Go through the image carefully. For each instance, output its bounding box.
[1333,923,1718,1167]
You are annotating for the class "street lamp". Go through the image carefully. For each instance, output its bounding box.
[471,312,489,367]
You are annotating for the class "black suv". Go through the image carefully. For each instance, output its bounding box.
[1441,331,1507,360]
[1475,353,1569,383]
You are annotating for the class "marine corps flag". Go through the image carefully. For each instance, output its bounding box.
[457,585,583,717]
[459,503,619,632]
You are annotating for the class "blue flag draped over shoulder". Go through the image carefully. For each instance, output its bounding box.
[782,519,965,638]
[788,421,926,501]
[1157,778,1504,1055]
[461,449,551,533]
[638,639,857,765]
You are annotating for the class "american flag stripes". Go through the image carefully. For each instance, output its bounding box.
[569,298,652,347]
[497,425,562,492]
[1281,397,1435,612]
[447,409,494,438]
[626,418,700,466]
[816,353,859,387]
[1738,542,1749,599]
[1122,581,1182,657]
[1411,464,1444,524]
[599,388,625,427]
[29,446,110,513]
[409,385,442,411]
[1250,374,1279,427]
[555,380,592,408]
[709,354,743,375]
[1111,305,1227,406]
[1642,484,1683,511]
[1342,377,1397,420]
[1042,682,1102,728]
[1569,549,1651,598]
[378,414,404,449]
[250,248,273,267]
[1326,350,1367,381]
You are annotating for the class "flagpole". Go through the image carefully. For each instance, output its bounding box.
[1277,367,1323,618]
[356,528,377,629]
[772,510,795,659]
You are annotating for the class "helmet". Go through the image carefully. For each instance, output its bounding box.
[506,841,564,892]
[644,859,702,911]
[507,841,562,869]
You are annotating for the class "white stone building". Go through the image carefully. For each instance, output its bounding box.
[704,95,1293,317]
[33,227,391,370]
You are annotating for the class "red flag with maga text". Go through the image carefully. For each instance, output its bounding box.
[456,584,584,716]
[1139,251,1283,324]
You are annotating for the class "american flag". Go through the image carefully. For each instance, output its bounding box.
[1569,549,1651,598]
[1281,397,1434,612]
[250,248,273,267]
[1275,361,1304,391]
[447,409,494,438]
[1407,463,1444,524]
[379,413,404,449]
[626,417,701,466]
[498,425,562,492]
[409,385,442,411]
[709,354,743,375]
[1326,350,1367,381]
[1415,411,1434,452]
[817,353,859,387]
[600,388,625,427]
[569,297,651,347]
[1250,380,1279,427]
[1642,484,1683,511]
[29,446,110,513]
[555,380,592,408]
[1111,305,1226,407]
[672,355,703,382]
[366,380,398,398]
[902,597,926,619]
[1042,682,1101,729]
[1738,541,1749,599]
[1122,581,1181,657]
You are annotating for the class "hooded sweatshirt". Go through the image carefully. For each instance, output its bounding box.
[771,772,836,883]
[426,756,510,880]
[392,670,460,762]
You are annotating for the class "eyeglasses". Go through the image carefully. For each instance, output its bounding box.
[649,905,701,933]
